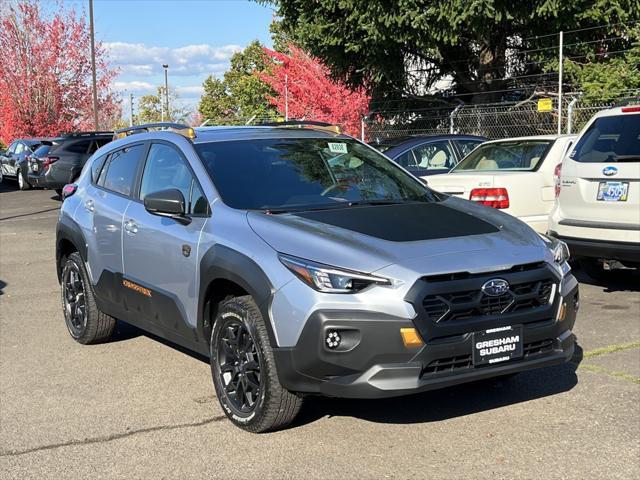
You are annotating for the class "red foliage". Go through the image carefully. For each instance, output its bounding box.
[259,45,370,137]
[0,1,120,144]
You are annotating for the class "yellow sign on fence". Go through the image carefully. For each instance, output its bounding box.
[537,98,553,112]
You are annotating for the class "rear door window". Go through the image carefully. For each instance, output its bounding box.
[99,144,145,196]
[570,114,640,163]
[411,141,456,170]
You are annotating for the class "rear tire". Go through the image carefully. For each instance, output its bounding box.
[210,295,303,433]
[61,252,116,344]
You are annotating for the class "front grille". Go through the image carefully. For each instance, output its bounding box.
[422,278,555,323]
[423,354,472,374]
[524,339,554,356]
[422,339,556,376]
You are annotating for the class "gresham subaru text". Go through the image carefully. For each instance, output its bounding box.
[55,121,579,432]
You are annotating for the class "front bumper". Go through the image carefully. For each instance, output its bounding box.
[549,230,640,264]
[273,270,578,399]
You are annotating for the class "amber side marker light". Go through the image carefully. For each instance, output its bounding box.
[400,328,424,348]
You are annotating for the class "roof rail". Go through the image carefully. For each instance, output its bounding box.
[113,122,196,141]
[60,131,114,137]
[259,120,342,134]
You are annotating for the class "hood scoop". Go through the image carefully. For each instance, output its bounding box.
[293,203,499,242]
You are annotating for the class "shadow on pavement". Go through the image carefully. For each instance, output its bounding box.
[293,345,582,427]
[0,279,6,295]
[573,267,640,293]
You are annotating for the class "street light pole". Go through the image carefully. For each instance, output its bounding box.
[89,0,99,130]
[129,93,134,127]
[163,64,169,121]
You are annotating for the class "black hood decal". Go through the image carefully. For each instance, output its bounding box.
[293,203,499,242]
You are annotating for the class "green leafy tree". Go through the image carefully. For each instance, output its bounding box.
[198,41,278,124]
[137,87,190,124]
[265,0,640,106]
[562,26,640,104]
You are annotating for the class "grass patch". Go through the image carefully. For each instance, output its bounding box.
[579,364,640,385]
[582,341,640,360]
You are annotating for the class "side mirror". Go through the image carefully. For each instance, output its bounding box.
[143,188,191,225]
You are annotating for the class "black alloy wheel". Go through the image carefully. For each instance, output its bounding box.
[62,261,87,338]
[216,318,263,414]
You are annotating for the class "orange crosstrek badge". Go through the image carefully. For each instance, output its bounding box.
[122,279,152,297]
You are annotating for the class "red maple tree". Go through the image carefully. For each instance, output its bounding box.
[259,45,370,137]
[0,1,120,144]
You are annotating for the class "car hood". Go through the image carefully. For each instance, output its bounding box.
[247,197,549,275]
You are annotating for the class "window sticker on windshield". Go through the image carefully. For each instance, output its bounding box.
[328,142,348,154]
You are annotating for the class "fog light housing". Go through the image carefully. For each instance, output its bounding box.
[325,330,341,349]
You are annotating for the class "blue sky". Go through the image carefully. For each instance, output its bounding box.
[61,0,275,109]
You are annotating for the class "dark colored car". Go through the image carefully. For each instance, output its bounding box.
[372,134,488,177]
[0,139,47,189]
[31,132,113,194]
[26,139,65,190]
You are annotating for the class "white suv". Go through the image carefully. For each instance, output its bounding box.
[549,104,640,278]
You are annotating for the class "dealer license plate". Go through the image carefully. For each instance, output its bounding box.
[472,325,523,366]
[597,181,629,202]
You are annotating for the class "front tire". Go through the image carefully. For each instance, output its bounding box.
[210,295,303,433]
[61,252,116,344]
[18,169,30,190]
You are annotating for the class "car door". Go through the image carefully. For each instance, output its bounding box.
[122,141,210,339]
[0,142,17,176]
[9,142,25,176]
[80,143,146,315]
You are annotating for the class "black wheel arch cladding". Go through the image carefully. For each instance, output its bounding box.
[198,244,277,346]
[56,217,88,282]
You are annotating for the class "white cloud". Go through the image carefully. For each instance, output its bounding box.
[105,42,242,77]
[113,81,155,92]
[175,85,205,98]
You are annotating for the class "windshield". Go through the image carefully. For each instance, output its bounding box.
[195,138,439,211]
[570,114,640,163]
[452,140,552,172]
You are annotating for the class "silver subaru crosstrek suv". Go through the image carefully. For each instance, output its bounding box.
[56,122,579,432]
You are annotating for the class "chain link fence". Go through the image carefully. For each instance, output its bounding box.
[364,94,639,142]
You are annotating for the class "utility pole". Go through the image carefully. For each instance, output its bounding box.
[557,30,564,135]
[129,93,134,127]
[163,64,170,121]
[89,0,99,130]
[285,74,289,121]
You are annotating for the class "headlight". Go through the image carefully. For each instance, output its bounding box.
[539,234,570,265]
[279,254,391,293]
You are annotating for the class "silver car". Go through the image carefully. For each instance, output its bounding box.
[56,121,579,432]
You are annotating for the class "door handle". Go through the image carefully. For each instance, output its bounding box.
[85,199,95,212]
[124,219,138,235]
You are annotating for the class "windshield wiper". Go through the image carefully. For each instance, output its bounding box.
[345,199,422,207]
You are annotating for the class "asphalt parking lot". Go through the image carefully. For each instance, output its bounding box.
[1,183,639,480]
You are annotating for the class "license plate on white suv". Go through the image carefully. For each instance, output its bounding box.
[472,325,523,366]
[597,181,629,202]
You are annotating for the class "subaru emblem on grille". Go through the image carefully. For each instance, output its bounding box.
[481,278,510,297]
